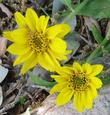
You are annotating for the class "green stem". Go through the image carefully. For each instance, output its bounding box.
[62,0,89,23]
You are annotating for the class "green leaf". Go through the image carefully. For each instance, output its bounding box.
[91,26,103,44]
[77,0,110,19]
[28,71,56,88]
[60,0,72,7]
[77,0,81,4]
[19,96,26,105]
[62,0,89,23]
[105,45,110,53]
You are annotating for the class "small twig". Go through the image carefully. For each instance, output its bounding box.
[5,80,23,97]
[85,26,93,46]
[0,84,25,114]
[80,35,92,46]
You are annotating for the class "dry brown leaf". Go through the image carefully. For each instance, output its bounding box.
[0,37,7,56]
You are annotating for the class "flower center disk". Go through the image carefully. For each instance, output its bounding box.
[28,32,49,53]
[69,72,89,91]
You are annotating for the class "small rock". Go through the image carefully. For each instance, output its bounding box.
[33,85,110,115]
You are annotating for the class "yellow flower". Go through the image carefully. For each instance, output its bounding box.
[50,62,103,112]
[3,8,71,74]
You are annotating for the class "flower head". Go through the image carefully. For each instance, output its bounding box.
[50,62,103,112]
[3,8,71,74]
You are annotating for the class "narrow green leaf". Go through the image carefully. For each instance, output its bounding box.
[105,45,110,53]
[28,71,56,88]
[86,26,110,63]
[60,0,72,7]
[91,26,103,44]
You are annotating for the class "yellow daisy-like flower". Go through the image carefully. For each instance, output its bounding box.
[50,62,103,112]
[3,8,71,74]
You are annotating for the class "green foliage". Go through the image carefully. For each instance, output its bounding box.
[19,96,26,105]
[77,0,81,4]
[77,0,110,19]
[60,0,72,9]
[91,26,103,44]
[28,72,56,88]
[105,45,110,53]
[52,0,63,14]
[61,0,110,24]
[99,73,110,85]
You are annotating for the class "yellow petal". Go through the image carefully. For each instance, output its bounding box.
[14,12,26,27]
[26,8,38,31]
[51,75,67,83]
[46,24,70,39]
[91,64,103,76]
[38,16,49,32]
[73,92,84,112]
[55,87,74,106]
[11,28,28,44]
[7,43,30,55]
[50,50,67,61]
[90,85,97,99]
[13,51,34,66]
[49,37,67,55]
[56,55,67,61]
[85,90,93,110]
[56,66,74,77]
[82,63,92,75]
[73,92,79,111]
[73,62,83,73]
[48,49,60,66]
[3,31,14,42]
[65,50,72,55]
[38,52,59,71]
[80,91,86,111]
[20,53,38,74]
[90,77,102,89]
[50,82,67,95]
